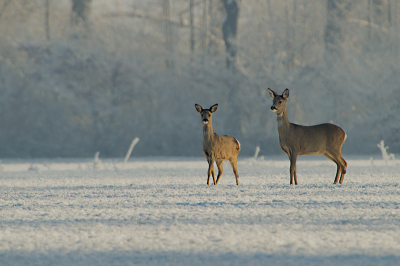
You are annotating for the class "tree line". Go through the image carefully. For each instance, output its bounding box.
[0,0,398,158]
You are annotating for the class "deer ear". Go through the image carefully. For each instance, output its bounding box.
[267,88,277,99]
[195,104,203,113]
[282,89,289,99]
[210,104,218,113]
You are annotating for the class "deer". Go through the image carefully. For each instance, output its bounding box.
[195,104,241,185]
[267,88,347,185]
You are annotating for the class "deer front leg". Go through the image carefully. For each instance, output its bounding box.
[207,157,216,185]
[215,159,223,185]
[289,153,298,185]
[207,158,214,185]
[211,162,216,185]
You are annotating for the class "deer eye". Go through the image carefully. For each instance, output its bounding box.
[279,101,282,104]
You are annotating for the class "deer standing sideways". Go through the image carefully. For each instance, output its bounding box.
[268,88,347,185]
[195,104,241,185]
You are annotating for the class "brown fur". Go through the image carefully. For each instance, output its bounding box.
[268,88,347,185]
[195,104,241,185]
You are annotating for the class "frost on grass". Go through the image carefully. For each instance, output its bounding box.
[0,157,400,266]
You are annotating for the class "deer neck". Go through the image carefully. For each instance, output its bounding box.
[276,109,290,133]
[203,123,215,143]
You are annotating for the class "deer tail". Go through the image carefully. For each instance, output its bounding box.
[234,137,241,151]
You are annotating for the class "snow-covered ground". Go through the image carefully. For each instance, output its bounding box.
[0,156,399,266]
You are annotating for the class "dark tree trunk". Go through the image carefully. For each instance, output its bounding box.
[71,0,92,26]
[163,0,174,69]
[190,0,195,55]
[45,0,50,40]
[323,0,347,121]
[201,0,208,52]
[207,0,220,55]
[323,0,344,65]
[222,0,239,70]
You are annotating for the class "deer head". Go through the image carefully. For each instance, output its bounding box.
[268,88,289,115]
[195,104,218,126]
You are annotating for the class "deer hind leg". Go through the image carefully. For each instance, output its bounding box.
[335,163,341,184]
[229,157,239,186]
[324,153,341,184]
[325,151,346,184]
[338,155,347,184]
[215,159,223,185]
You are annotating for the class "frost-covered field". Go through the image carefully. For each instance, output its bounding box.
[0,156,399,266]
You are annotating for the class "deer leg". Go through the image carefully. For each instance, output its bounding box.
[332,155,342,184]
[339,171,345,184]
[334,164,341,184]
[325,153,341,184]
[215,159,223,185]
[207,160,211,185]
[326,152,347,184]
[207,158,215,185]
[211,161,216,185]
[229,157,239,186]
[289,153,298,185]
[338,155,347,184]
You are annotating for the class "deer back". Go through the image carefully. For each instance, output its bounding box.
[280,123,346,155]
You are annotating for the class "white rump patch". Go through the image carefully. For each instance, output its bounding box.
[234,138,241,149]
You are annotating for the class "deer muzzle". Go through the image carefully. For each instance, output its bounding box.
[270,106,277,112]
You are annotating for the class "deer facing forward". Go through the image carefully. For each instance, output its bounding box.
[268,88,347,185]
[195,104,241,185]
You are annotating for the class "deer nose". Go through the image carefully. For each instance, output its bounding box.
[202,119,209,124]
[271,106,277,111]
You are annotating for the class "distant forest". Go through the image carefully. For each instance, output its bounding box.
[0,0,399,158]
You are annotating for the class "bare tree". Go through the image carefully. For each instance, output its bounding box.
[323,0,348,121]
[45,0,50,40]
[190,0,195,56]
[324,0,344,65]
[163,0,174,68]
[222,0,239,70]
[201,0,208,52]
